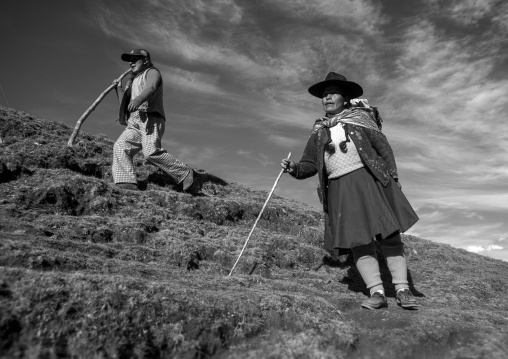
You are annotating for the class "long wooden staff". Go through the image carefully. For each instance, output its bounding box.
[228,152,292,276]
[67,69,132,147]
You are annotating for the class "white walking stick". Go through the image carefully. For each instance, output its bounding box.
[228,152,292,276]
[67,69,132,147]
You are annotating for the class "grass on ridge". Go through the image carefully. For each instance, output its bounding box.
[1,105,508,358]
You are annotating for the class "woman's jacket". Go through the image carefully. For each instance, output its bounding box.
[291,110,398,213]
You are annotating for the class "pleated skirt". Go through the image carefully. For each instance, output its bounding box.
[324,167,419,250]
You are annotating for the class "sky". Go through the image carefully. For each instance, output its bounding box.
[1,0,508,261]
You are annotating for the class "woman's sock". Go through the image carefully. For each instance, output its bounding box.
[352,244,384,295]
[380,239,409,291]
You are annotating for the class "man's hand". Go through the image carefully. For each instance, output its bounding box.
[113,79,122,88]
[281,159,297,175]
[127,99,141,112]
[127,96,144,112]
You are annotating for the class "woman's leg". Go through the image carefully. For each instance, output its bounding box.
[352,243,384,295]
[352,243,387,309]
[378,232,408,292]
[379,232,419,308]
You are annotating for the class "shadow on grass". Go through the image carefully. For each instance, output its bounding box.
[313,248,354,271]
[137,169,228,192]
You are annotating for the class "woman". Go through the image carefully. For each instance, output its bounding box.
[281,72,419,310]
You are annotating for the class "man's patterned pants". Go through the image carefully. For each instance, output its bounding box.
[112,111,190,185]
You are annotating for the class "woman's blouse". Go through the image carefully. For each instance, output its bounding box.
[324,124,364,179]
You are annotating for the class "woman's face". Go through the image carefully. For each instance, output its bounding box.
[322,86,346,115]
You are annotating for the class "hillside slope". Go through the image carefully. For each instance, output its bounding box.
[1,106,507,359]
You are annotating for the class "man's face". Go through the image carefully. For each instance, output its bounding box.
[322,86,346,115]
[130,57,147,74]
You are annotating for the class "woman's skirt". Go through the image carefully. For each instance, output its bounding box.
[324,167,419,250]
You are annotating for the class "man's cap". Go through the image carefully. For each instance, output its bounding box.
[121,49,151,62]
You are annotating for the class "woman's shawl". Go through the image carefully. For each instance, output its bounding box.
[311,102,382,135]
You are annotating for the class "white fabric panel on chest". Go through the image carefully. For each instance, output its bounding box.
[324,124,364,179]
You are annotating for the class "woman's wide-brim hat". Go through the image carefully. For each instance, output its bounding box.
[308,72,363,99]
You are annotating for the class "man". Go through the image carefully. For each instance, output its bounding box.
[113,49,202,193]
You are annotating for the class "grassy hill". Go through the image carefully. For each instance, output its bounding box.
[1,105,508,359]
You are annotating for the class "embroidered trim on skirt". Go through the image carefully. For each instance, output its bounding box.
[324,167,419,250]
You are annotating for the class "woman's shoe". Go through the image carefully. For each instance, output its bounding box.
[361,292,387,310]
[396,289,419,309]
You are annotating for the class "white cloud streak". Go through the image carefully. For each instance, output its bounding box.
[466,244,503,253]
